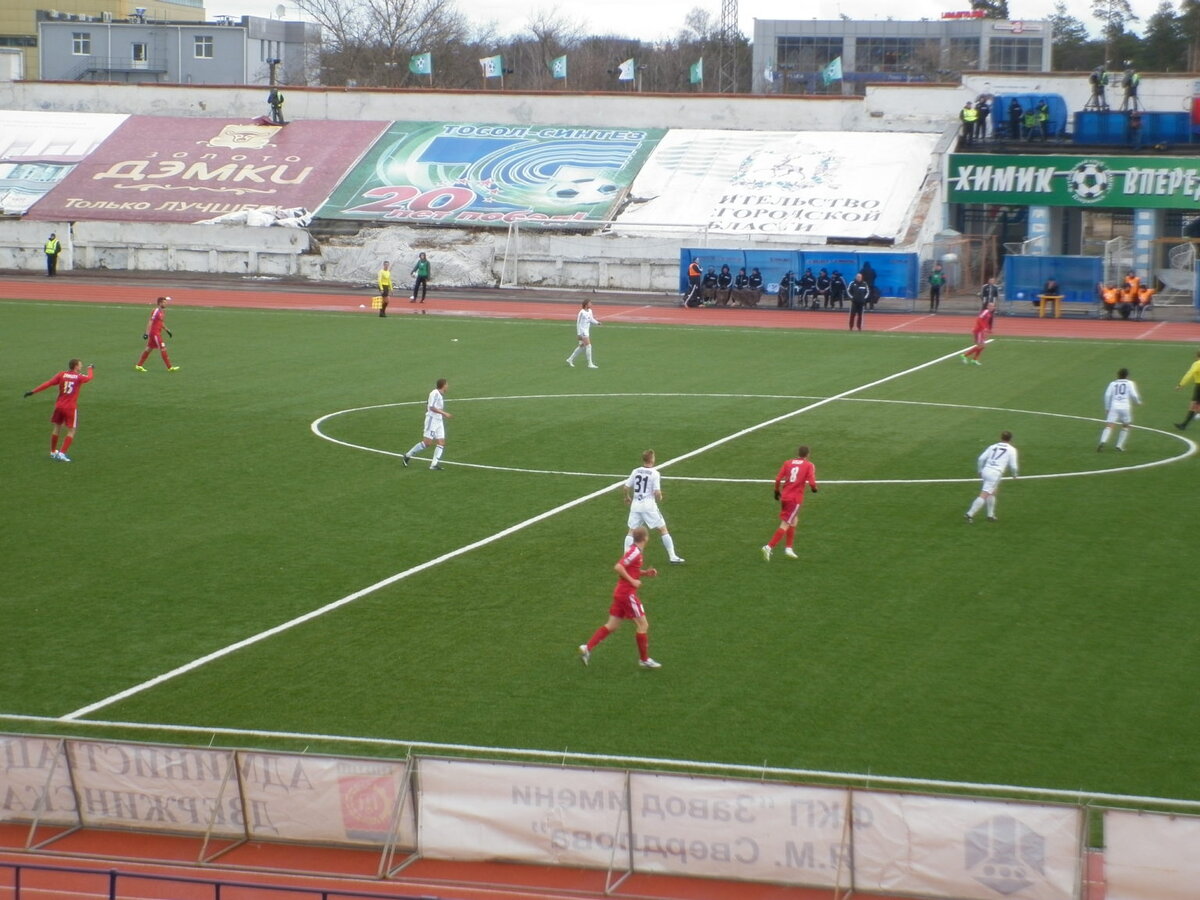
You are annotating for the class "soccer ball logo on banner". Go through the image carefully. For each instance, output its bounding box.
[1066,159,1112,204]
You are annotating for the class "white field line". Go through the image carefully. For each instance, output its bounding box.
[313,393,1195,483]
[5,711,1200,812]
[52,342,1043,720]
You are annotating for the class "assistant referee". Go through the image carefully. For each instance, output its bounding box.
[1175,350,1200,430]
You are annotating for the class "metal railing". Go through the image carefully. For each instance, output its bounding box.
[0,862,434,900]
[67,57,168,80]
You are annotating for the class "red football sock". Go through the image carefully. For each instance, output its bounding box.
[785,526,796,548]
[50,435,59,452]
[137,350,150,365]
[767,528,786,549]
[61,435,74,453]
[636,632,649,661]
[161,350,173,367]
[586,626,612,651]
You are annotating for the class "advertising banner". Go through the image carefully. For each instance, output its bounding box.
[0,111,127,216]
[318,121,665,227]
[0,735,77,826]
[947,153,1200,208]
[67,741,242,836]
[417,758,627,867]
[29,116,388,223]
[238,752,413,846]
[852,792,1082,900]
[628,773,852,888]
[617,130,938,241]
[1106,808,1200,900]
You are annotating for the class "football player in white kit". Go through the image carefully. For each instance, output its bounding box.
[965,431,1018,523]
[566,299,600,369]
[402,378,452,470]
[1097,367,1142,452]
[623,449,685,563]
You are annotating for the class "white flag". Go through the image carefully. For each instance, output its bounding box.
[479,55,502,78]
[764,66,776,83]
[617,58,635,81]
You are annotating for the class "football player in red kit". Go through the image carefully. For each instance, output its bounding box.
[24,358,95,462]
[762,445,818,561]
[578,527,662,669]
[962,301,995,365]
[135,296,180,372]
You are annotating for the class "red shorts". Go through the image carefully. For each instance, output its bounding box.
[972,329,987,344]
[778,499,803,524]
[609,591,645,620]
[146,333,165,349]
[51,406,77,427]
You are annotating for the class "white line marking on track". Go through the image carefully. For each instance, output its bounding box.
[61,344,974,721]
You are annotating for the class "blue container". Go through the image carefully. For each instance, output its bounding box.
[1073,111,1128,143]
[1142,112,1191,144]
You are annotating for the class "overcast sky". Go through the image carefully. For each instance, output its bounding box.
[216,0,1167,39]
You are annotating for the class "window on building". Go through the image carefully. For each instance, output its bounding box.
[855,36,925,73]
[988,37,1043,72]
[948,37,981,71]
[774,36,843,93]
[72,32,91,55]
[194,35,214,58]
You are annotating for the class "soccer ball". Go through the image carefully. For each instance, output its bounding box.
[546,177,619,204]
[1067,159,1111,204]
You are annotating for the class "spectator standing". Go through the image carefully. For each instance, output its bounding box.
[847,273,870,331]
[44,233,62,277]
[928,262,946,312]
[859,260,878,309]
[410,252,430,303]
[1097,367,1142,451]
[1007,98,1024,139]
[965,431,1019,523]
[1036,99,1050,139]
[975,97,991,139]
[23,358,94,462]
[959,102,977,144]
[267,88,285,124]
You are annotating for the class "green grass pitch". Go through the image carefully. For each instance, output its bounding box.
[2,298,1197,803]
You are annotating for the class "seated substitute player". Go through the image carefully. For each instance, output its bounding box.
[965,431,1018,523]
[762,445,818,561]
[135,296,180,372]
[566,299,600,369]
[623,449,685,563]
[402,378,452,470]
[1097,367,1142,452]
[578,526,661,670]
[24,358,95,462]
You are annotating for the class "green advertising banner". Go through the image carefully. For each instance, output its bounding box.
[319,122,666,226]
[948,153,1200,209]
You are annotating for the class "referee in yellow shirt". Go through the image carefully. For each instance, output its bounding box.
[1176,350,1200,430]
[377,261,392,318]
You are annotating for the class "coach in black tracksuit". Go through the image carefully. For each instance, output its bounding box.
[847,272,871,331]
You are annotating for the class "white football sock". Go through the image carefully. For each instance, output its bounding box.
[585,345,594,365]
[431,445,444,465]
[985,496,996,516]
[623,534,634,551]
[661,533,677,558]
[406,443,427,457]
[1116,430,1128,449]
[1099,426,1112,445]
[968,498,984,517]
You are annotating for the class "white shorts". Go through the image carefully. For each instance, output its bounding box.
[423,415,445,441]
[1105,408,1133,425]
[627,501,665,530]
[978,467,1003,494]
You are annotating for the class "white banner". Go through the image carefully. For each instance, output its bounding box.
[629,772,851,888]
[67,741,241,836]
[0,110,126,215]
[617,129,937,242]
[1106,809,1200,900]
[238,752,413,847]
[852,791,1081,900]
[418,758,627,867]
[0,736,77,826]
